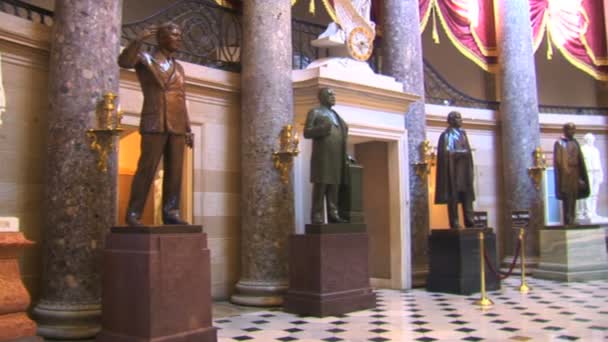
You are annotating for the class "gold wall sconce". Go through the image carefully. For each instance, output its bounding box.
[272,124,300,184]
[414,139,436,178]
[86,92,124,173]
[527,147,546,190]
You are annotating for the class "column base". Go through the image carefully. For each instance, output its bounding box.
[230,280,287,307]
[412,263,429,287]
[32,302,101,340]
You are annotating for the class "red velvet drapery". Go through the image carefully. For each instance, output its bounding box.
[530,0,608,80]
[215,0,608,80]
[418,0,497,71]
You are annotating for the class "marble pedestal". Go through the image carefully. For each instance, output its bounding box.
[0,232,41,342]
[97,226,217,342]
[283,224,376,317]
[427,229,500,295]
[535,225,608,282]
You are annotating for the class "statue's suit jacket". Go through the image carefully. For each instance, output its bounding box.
[304,105,348,184]
[118,41,190,134]
[554,137,590,200]
[434,127,475,204]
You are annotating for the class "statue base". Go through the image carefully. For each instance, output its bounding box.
[0,232,40,342]
[283,224,376,317]
[97,225,217,342]
[536,224,608,281]
[426,228,500,295]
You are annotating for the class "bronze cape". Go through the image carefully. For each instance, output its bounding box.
[553,137,590,224]
[435,127,475,228]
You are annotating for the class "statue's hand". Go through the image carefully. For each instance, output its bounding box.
[185,132,194,148]
[137,26,158,41]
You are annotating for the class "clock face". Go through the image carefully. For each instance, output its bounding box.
[347,26,374,61]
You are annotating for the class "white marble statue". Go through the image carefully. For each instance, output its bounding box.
[577,133,606,222]
[0,53,6,125]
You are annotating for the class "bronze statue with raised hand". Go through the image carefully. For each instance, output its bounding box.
[304,88,349,224]
[119,22,193,226]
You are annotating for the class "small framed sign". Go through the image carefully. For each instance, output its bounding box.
[512,210,530,228]
[473,211,488,228]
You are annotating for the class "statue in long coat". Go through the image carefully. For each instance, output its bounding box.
[554,122,590,225]
[304,88,348,224]
[434,111,475,229]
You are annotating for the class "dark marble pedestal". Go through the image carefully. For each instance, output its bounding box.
[284,224,376,317]
[427,228,500,295]
[96,226,217,342]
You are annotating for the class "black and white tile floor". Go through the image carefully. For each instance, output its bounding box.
[214,277,608,341]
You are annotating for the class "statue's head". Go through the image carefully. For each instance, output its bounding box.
[157,22,182,53]
[583,132,595,145]
[563,122,576,139]
[447,111,462,128]
[318,88,336,107]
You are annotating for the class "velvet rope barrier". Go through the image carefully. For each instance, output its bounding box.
[483,238,521,281]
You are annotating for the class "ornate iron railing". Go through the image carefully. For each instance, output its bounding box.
[292,19,328,69]
[0,0,53,25]
[423,59,500,110]
[538,104,608,115]
[121,0,242,72]
[2,0,606,116]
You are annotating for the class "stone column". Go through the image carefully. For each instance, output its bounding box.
[494,0,543,266]
[32,1,122,339]
[382,0,428,287]
[231,0,294,306]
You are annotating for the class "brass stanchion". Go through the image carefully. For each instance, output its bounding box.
[518,228,531,294]
[475,230,493,307]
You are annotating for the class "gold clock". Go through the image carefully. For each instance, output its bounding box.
[347,26,374,61]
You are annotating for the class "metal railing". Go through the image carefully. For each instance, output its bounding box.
[121,0,242,72]
[2,0,606,116]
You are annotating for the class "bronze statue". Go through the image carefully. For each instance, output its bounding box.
[119,23,193,226]
[553,122,589,225]
[304,88,348,224]
[435,111,475,229]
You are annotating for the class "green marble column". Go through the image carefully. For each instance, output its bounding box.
[230,0,295,306]
[32,1,122,339]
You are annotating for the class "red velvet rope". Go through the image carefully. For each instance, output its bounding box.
[483,238,521,280]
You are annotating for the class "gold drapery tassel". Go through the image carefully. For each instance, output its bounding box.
[431,6,440,44]
[309,0,316,15]
[291,0,297,6]
[546,26,554,60]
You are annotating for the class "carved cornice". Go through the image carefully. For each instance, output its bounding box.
[292,67,418,115]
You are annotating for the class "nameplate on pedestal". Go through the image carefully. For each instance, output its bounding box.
[0,217,19,232]
[511,210,530,228]
[473,211,488,228]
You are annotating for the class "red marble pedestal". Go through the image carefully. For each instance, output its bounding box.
[284,228,376,317]
[97,226,217,342]
[0,233,41,342]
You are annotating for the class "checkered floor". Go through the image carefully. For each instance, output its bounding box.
[214,277,608,341]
